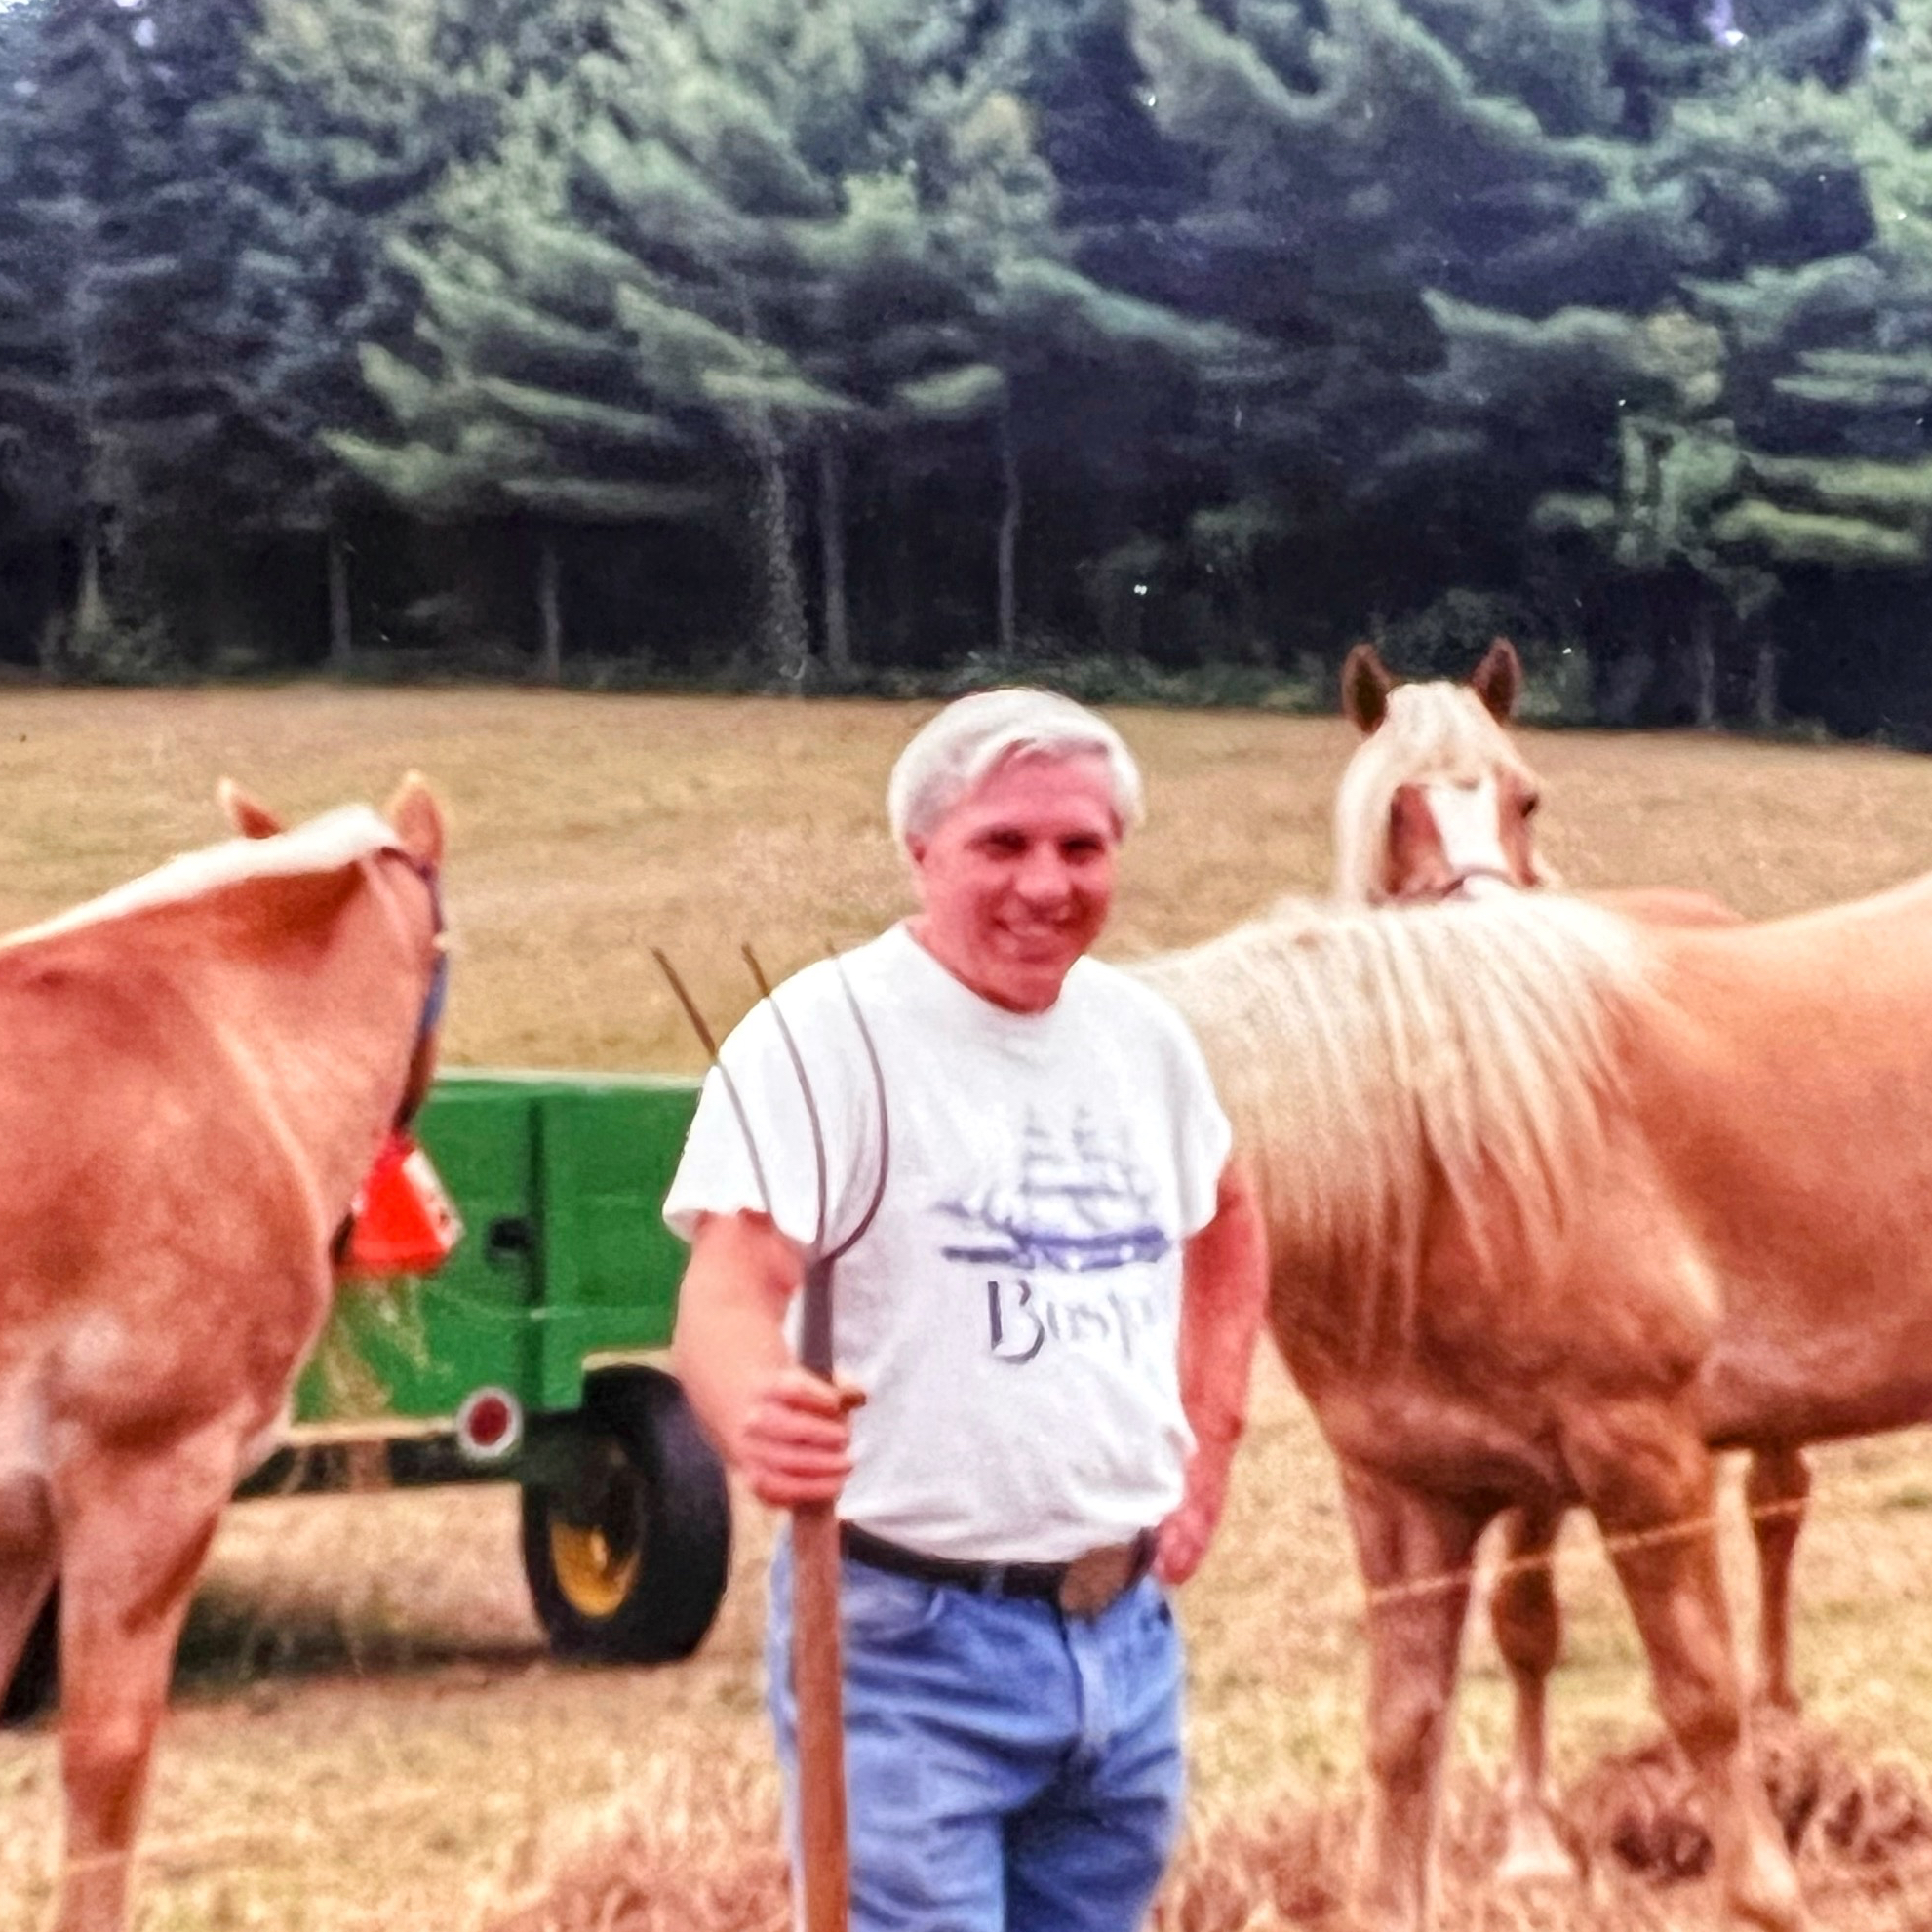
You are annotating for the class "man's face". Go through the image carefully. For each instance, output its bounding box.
[908,750,1120,1013]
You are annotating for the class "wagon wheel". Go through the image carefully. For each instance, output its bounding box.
[520,1365,729,1664]
[2,1587,58,1727]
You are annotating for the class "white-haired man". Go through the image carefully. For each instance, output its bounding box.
[666,689,1266,1932]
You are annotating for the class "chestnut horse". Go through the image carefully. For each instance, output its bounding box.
[1137,877,1932,1930]
[0,776,448,1932]
[1330,641,1803,1888]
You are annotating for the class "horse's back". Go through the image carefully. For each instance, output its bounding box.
[1645,873,1932,1052]
[1633,891,1932,1441]
[1588,885,1741,928]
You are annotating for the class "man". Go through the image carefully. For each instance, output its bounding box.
[666,688,1266,1932]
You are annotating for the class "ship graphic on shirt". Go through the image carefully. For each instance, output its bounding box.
[935,1109,1171,1274]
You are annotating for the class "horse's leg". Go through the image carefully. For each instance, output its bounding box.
[50,1430,235,1932]
[1744,1445,1809,1714]
[1339,1461,1486,1932]
[0,1471,58,1693]
[1565,1401,1803,1932]
[1488,1502,1580,1884]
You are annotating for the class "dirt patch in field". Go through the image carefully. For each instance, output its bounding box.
[488,1716,1932,1932]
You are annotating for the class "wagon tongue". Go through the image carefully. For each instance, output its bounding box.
[342,1130,464,1277]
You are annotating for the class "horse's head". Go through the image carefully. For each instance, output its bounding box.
[1332,639,1554,906]
[221,771,449,1124]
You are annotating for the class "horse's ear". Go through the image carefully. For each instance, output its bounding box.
[1341,643,1394,735]
[384,771,446,871]
[219,778,284,840]
[1471,637,1522,723]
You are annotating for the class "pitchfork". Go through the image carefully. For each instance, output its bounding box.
[653,945,890,1932]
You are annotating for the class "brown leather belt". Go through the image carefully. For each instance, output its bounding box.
[839,1523,1156,1619]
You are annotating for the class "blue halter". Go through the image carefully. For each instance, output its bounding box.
[414,869,449,1047]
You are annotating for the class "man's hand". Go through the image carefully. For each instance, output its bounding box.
[1154,1442,1234,1586]
[737,1365,865,1509]
[1161,1156,1267,1586]
[672,1211,870,1513]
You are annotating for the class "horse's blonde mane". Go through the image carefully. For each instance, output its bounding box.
[1135,892,1643,1349]
[1332,681,1548,902]
[3,805,398,950]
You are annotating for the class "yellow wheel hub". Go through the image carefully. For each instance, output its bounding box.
[550,1519,642,1620]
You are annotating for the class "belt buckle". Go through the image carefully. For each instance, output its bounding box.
[1056,1537,1148,1619]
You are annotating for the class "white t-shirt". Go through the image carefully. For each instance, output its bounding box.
[662,924,1233,1563]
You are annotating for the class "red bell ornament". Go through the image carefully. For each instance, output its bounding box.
[344,1130,463,1276]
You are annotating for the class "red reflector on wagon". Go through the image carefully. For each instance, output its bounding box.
[456,1386,523,1462]
[344,1130,464,1277]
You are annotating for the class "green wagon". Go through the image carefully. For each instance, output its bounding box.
[4,1067,730,1722]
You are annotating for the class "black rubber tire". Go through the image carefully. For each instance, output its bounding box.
[520,1366,730,1664]
[2,1587,58,1727]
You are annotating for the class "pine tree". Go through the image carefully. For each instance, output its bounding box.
[332,62,747,680]
[1122,0,1891,707]
[877,75,1258,656]
[1108,0,1680,648]
[1531,9,1932,723]
[344,0,1250,677]
[0,0,262,671]
[0,2,75,668]
[191,0,489,666]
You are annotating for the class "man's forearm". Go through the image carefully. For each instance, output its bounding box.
[671,1211,801,1464]
[1177,1157,1268,1455]
[671,1212,857,1509]
[1156,1158,1268,1584]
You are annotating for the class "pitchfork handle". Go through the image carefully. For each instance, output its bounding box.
[796,1256,849,1932]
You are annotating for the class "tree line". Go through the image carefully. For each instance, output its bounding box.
[3,0,1932,736]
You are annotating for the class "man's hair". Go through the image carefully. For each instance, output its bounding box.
[887,688,1146,851]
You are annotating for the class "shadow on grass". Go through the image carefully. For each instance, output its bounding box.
[171,1581,551,1698]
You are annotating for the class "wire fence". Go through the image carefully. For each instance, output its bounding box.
[9,1423,1932,1930]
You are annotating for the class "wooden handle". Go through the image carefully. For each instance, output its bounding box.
[793,1501,848,1932]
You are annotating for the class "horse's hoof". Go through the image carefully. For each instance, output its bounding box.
[1735,1893,1808,1932]
[1495,1824,1583,1888]
[1730,1844,1807,1932]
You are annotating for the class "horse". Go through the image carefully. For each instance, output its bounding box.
[0,775,449,1932]
[1333,636,1733,927]
[1330,639,1804,1889]
[1332,637,1550,905]
[1134,867,1932,1931]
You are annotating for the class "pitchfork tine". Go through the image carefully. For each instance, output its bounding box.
[740,944,775,1005]
[650,947,775,1223]
[743,945,830,1255]
[829,954,891,1262]
[651,947,723,1062]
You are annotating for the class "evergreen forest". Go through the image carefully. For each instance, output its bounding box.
[6,0,1932,734]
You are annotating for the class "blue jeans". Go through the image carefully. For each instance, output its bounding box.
[765,1533,1186,1932]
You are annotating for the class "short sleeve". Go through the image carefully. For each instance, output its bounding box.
[661,973,874,1254]
[1159,1002,1235,1238]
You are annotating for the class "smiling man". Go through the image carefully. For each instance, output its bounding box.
[666,688,1266,1932]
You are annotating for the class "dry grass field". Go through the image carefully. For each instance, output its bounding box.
[7,686,1932,1929]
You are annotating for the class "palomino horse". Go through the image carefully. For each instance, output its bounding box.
[1332,638,1549,905]
[1334,637,1738,935]
[1136,867,1932,1932]
[0,776,449,1932]
[1330,640,1805,1889]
